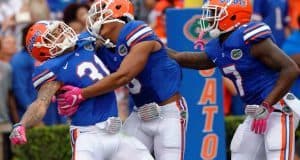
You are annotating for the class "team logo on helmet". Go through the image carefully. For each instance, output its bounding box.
[27,31,41,53]
[231,49,243,60]
[183,15,203,42]
[118,44,128,56]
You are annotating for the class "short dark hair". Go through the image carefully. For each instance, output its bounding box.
[22,22,35,49]
[63,3,89,25]
[296,138,300,157]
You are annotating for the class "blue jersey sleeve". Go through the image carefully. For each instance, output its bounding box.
[32,65,57,90]
[121,21,159,47]
[242,22,273,45]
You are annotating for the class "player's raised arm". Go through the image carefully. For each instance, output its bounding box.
[166,47,216,70]
[9,81,62,145]
[251,38,300,105]
[82,40,157,99]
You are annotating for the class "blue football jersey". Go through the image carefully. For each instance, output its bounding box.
[252,0,289,47]
[97,20,182,107]
[32,32,118,126]
[205,22,279,105]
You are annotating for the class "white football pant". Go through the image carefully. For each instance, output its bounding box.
[231,101,299,160]
[70,121,154,160]
[122,97,188,160]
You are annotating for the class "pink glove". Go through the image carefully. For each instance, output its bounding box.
[9,123,27,145]
[251,102,274,134]
[194,31,208,51]
[56,85,85,116]
[57,104,80,117]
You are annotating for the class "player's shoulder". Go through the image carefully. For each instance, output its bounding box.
[237,22,272,44]
[76,31,97,50]
[119,20,153,43]
[32,54,71,89]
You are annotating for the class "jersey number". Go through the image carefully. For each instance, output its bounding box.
[223,65,245,96]
[77,55,110,80]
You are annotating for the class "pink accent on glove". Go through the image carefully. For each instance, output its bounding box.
[9,123,27,145]
[56,85,85,117]
[194,31,208,51]
[251,101,274,134]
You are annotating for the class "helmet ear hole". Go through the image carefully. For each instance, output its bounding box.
[230,15,236,21]
[40,52,46,57]
[116,5,121,10]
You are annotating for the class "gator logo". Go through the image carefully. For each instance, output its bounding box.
[84,44,94,51]
[231,49,243,60]
[118,44,128,56]
[180,110,187,119]
[183,15,203,42]
[27,31,42,53]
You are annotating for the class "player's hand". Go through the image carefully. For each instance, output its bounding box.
[9,123,27,145]
[194,31,207,51]
[245,102,274,134]
[57,104,80,117]
[57,85,85,106]
[56,85,85,116]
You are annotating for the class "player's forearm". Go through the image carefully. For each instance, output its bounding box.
[83,72,130,99]
[20,100,49,128]
[265,65,300,105]
[167,48,214,69]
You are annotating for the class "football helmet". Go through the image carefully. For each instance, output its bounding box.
[200,0,252,38]
[26,21,78,62]
[86,0,134,47]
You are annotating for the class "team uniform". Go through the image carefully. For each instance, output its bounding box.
[252,0,289,47]
[97,20,188,160]
[205,22,299,160]
[32,32,152,160]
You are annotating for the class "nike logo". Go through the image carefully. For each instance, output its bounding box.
[212,58,217,63]
[63,62,68,69]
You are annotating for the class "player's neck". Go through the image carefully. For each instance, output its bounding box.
[109,23,124,43]
[219,30,234,43]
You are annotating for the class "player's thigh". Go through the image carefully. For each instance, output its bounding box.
[265,112,296,160]
[111,134,154,160]
[122,112,153,150]
[154,117,186,160]
[71,130,103,160]
[231,116,265,160]
[76,150,98,160]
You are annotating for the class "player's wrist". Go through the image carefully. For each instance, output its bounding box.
[261,101,273,112]
[12,122,25,130]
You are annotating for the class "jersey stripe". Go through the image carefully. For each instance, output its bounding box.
[127,26,152,47]
[243,25,271,41]
[243,23,264,34]
[33,71,55,88]
[129,32,153,47]
[125,24,147,40]
[245,30,272,44]
[32,70,50,82]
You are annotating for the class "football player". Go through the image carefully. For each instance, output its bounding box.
[167,0,300,159]
[9,20,153,160]
[56,0,188,159]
